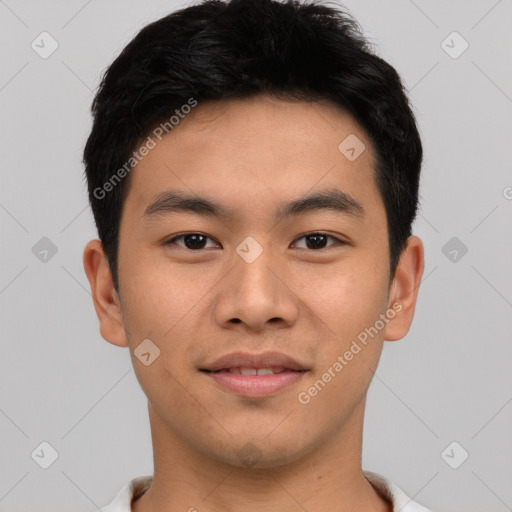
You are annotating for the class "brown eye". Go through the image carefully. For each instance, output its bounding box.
[165,233,219,250]
[292,233,344,250]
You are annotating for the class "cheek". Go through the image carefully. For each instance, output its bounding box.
[119,254,207,338]
[298,275,387,419]
[119,258,219,394]
[120,265,203,404]
[299,261,389,343]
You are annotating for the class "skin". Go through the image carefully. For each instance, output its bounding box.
[83,94,424,512]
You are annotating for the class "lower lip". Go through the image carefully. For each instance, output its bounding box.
[203,370,306,398]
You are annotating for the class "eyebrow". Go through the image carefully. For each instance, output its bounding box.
[141,187,365,223]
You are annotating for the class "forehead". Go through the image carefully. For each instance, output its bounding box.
[123,95,382,223]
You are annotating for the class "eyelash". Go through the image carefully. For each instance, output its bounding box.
[164,232,345,251]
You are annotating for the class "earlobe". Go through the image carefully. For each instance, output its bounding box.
[83,239,129,347]
[384,235,424,342]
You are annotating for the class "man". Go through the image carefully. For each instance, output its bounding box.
[83,0,429,510]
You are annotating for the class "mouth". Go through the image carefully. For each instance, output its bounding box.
[200,368,307,398]
[199,352,309,398]
[203,366,304,375]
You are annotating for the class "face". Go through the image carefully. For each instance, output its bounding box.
[84,94,423,469]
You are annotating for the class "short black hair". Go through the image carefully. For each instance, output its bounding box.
[83,0,422,293]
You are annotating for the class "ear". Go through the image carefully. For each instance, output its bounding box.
[83,239,129,347]
[384,235,424,341]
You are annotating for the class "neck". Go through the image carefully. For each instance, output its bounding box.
[132,398,391,512]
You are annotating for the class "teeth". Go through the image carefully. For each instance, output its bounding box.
[227,367,286,375]
[240,368,257,375]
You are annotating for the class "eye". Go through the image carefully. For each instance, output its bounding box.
[164,232,345,251]
[292,232,345,250]
[164,233,219,250]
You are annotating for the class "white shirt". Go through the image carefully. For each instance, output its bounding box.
[100,471,432,512]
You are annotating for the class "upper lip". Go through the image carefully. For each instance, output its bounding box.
[200,351,308,372]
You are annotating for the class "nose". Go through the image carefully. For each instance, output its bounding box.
[211,242,299,333]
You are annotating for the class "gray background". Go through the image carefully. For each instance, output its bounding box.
[0,0,511,510]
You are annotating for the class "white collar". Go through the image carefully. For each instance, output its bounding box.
[101,471,432,512]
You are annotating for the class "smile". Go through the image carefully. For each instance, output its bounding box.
[201,368,308,397]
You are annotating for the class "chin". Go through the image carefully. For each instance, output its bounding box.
[205,436,311,470]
